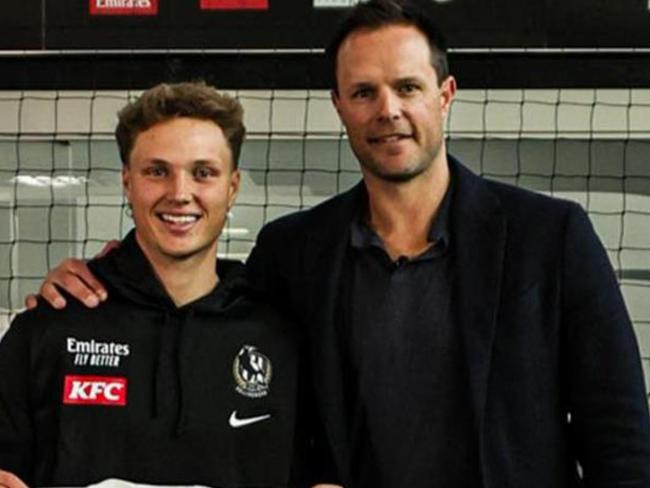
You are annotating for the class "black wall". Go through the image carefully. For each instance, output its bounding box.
[3,0,650,50]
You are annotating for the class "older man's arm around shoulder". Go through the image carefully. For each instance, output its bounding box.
[23,240,120,310]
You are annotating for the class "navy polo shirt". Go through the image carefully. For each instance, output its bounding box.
[342,179,478,487]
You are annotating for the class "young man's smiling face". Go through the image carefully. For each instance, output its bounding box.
[332,24,456,184]
[122,116,240,267]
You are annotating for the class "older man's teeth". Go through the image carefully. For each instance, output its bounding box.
[160,214,198,224]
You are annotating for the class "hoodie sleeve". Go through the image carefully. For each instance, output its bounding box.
[0,314,35,484]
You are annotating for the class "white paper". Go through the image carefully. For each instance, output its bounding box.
[313,0,362,8]
[50,479,212,488]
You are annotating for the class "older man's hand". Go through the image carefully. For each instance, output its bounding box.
[24,240,120,310]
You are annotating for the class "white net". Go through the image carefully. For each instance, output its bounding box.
[0,88,649,402]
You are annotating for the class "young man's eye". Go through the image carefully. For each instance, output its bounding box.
[144,166,166,177]
[352,88,373,99]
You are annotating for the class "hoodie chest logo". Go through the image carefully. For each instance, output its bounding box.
[233,345,272,398]
[66,336,130,368]
[63,375,127,406]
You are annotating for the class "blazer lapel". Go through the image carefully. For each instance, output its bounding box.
[451,160,507,451]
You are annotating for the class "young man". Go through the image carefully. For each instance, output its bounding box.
[0,82,313,488]
[25,1,650,487]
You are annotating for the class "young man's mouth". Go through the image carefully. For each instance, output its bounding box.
[157,213,202,231]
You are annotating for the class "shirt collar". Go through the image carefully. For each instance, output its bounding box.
[350,172,454,255]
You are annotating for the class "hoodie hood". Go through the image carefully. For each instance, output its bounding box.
[87,230,253,436]
[89,230,251,313]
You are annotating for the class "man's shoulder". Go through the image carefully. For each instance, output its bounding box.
[483,178,591,253]
[0,297,83,350]
[448,158,585,244]
[484,177,579,216]
[6,292,99,336]
[447,154,576,218]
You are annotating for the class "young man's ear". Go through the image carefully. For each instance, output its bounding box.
[227,169,241,211]
[122,165,132,201]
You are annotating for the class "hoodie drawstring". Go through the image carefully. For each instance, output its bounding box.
[175,307,196,437]
[152,310,171,419]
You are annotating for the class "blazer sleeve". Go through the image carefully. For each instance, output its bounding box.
[248,222,342,485]
[247,220,294,306]
[246,223,277,295]
[561,203,650,485]
[0,314,35,484]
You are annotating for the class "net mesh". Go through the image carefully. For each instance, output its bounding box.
[0,87,649,401]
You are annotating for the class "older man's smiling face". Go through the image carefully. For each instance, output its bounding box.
[332,24,455,184]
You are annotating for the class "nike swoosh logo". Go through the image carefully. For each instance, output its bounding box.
[229,410,271,428]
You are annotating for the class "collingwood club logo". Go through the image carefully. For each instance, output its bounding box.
[233,345,272,398]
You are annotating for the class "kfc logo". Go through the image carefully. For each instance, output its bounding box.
[63,375,127,406]
[89,0,158,16]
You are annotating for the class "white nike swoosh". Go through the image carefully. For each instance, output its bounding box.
[229,410,271,428]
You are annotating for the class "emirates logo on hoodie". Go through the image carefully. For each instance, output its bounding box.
[66,336,130,368]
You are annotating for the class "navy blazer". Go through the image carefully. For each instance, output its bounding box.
[247,157,650,487]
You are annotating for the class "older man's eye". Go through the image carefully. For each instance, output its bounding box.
[399,83,419,94]
[195,167,217,179]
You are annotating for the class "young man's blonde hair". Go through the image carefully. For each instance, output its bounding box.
[116,81,245,168]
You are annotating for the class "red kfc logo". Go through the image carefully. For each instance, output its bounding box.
[199,0,268,10]
[63,375,127,406]
[89,0,158,16]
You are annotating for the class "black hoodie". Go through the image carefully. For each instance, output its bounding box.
[0,231,303,488]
